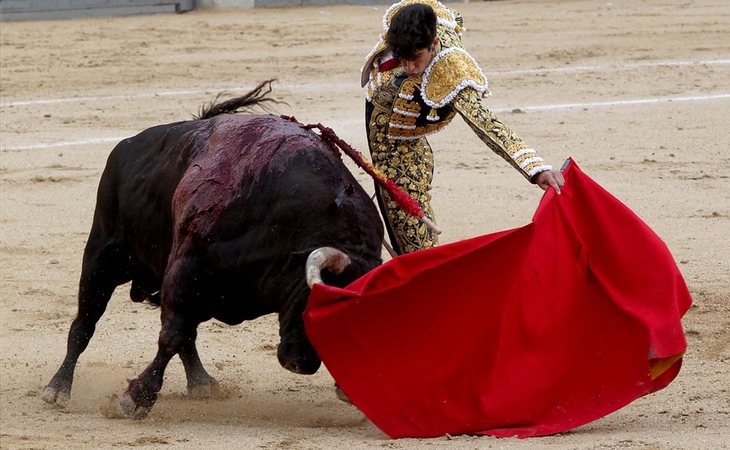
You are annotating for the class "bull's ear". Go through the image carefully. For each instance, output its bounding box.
[289,249,316,277]
[290,249,313,263]
[290,249,310,258]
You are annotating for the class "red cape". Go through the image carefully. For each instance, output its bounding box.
[303,159,691,438]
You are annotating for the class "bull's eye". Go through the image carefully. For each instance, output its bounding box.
[345,184,355,196]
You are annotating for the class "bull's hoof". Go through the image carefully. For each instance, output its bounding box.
[187,378,222,400]
[41,385,70,408]
[100,393,150,420]
[120,392,151,419]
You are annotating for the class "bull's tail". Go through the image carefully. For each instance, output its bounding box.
[195,79,282,120]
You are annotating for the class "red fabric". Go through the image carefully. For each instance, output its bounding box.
[379,58,400,72]
[303,159,691,438]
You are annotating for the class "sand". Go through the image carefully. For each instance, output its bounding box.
[1,0,729,448]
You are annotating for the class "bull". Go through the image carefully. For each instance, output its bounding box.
[41,81,384,418]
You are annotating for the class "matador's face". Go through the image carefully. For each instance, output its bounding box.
[398,36,439,78]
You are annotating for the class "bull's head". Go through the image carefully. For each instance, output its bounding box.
[276,247,354,376]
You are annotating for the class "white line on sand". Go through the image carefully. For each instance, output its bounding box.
[2,58,729,108]
[489,58,730,76]
[3,137,130,151]
[503,93,730,112]
[3,92,728,151]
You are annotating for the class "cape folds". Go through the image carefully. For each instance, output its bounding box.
[303,159,691,438]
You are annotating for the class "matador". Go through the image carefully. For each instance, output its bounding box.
[362,0,563,254]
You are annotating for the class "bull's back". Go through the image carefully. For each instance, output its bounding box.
[172,114,377,245]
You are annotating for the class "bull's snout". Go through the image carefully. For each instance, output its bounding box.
[279,356,321,375]
[277,341,321,375]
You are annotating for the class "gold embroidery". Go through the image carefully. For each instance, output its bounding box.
[368,80,439,254]
[385,77,459,140]
[392,98,420,115]
[399,79,417,97]
[422,49,488,107]
[366,67,397,100]
[390,116,415,127]
[452,88,548,180]
[389,80,420,134]
[387,111,456,139]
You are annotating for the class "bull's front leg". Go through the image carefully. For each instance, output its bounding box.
[277,289,321,375]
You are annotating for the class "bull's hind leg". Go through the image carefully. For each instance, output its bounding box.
[179,332,220,399]
[42,242,130,408]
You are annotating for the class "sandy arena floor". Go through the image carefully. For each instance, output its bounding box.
[1,0,729,448]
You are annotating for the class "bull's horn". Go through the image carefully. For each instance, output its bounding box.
[306,247,351,288]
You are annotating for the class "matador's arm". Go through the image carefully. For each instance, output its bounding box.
[452,87,552,181]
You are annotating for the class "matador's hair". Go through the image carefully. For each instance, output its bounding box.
[386,3,438,60]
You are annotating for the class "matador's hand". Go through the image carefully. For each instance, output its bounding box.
[534,169,565,195]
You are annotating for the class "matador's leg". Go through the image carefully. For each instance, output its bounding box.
[373,137,439,255]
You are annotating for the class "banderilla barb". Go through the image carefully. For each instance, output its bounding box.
[281,115,442,236]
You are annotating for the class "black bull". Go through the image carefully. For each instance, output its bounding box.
[41,94,384,418]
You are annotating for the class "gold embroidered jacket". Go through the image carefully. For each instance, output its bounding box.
[362,0,552,180]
